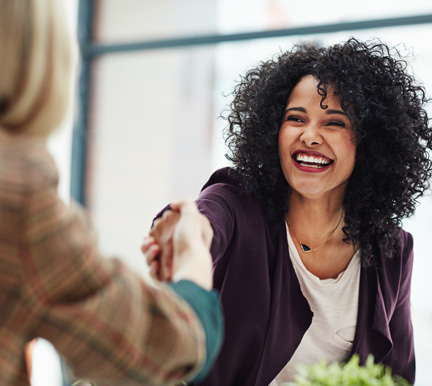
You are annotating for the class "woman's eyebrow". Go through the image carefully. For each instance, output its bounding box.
[284,107,347,117]
[326,109,347,116]
[284,107,306,114]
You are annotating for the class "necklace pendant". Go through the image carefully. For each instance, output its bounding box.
[300,243,312,252]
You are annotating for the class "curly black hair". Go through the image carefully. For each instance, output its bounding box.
[224,37,432,265]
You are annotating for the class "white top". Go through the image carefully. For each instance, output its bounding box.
[269,223,361,385]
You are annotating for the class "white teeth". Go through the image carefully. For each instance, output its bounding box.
[295,153,331,165]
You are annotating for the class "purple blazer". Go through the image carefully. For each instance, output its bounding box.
[192,167,415,386]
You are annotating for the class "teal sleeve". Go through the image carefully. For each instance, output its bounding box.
[169,280,224,383]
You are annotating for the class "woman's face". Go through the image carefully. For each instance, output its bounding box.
[278,75,356,201]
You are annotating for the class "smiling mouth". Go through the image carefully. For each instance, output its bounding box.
[293,153,333,169]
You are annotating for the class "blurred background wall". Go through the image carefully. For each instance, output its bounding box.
[39,0,432,385]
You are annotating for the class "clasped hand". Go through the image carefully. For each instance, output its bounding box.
[142,199,213,290]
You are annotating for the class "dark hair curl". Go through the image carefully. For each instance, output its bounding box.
[224,37,432,266]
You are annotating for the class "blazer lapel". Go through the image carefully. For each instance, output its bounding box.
[352,259,393,364]
[254,223,312,386]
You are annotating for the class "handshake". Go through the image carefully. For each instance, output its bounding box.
[142,199,214,290]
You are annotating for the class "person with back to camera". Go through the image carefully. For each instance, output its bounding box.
[0,0,223,385]
[144,38,432,385]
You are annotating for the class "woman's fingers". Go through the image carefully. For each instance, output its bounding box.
[169,199,213,290]
[170,198,197,216]
[148,210,180,281]
[144,199,213,287]
[148,260,161,281]
[142,235,164,281]
[171,198,213,248]
[159,212,179,281]
[142,236,160,265]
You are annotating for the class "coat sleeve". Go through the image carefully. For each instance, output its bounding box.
[388,231,415,384]
[196,183,237,265]
[18,150,216,386]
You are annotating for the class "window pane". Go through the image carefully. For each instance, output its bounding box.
[218,0,432,33]
[88,46,216,274]
[95,0,432,43]
[95,0,218,43]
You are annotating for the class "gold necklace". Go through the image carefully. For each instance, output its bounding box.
[286,209,344,253]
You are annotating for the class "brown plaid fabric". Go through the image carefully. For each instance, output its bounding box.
[0,132,206,385]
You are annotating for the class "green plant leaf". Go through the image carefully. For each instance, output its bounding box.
[292,355,411,386]
[71,380,97,386]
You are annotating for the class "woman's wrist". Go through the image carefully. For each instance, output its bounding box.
[172,246,213,290]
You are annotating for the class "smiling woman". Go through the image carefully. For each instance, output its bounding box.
[145,37,432,386]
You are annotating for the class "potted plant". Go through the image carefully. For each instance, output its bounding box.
[282,355,411,386]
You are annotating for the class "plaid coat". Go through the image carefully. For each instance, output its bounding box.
[0,132,207,385]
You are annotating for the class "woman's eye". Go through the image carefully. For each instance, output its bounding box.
[327,121,346,127]
[286,116,303,123]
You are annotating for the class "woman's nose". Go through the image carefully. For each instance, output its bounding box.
[299,123,322,146]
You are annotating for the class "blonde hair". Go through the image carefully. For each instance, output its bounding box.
[0,0,75,135]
